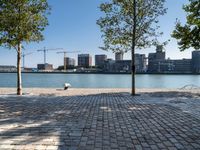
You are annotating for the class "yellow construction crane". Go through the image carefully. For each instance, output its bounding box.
[57,50,80,71]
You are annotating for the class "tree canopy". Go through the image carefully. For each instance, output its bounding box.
[0,0,50,50]
[0,0,50,95]
[172,0,200,51]
[97,0,167,53]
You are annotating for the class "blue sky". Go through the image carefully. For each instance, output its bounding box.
[0,0,193,68]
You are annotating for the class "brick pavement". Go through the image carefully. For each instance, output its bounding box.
[0,93,200,150]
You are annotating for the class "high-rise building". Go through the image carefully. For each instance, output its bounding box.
[64,57,75,68]
[148,46,165,61]
[78,54,92,68]
[192,51,200,73]
[135,54,147,72]
[115,52,124,61]
[148,45,166,72]
[95,54,107,68]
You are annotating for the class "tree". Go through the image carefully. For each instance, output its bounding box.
[0,0,50,95]
[172,0,200,51]
[97,0,167,95]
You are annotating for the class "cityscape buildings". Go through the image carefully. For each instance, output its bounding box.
[0,65,16,72]
[37,63,53,71]
[115,52,124,61]
[78,54,92,68]
[103,55,147,73]
[135,54,147,73]
[103,60,131,73]
[148,46,166,72]
[1,49,200,74]
[95,54,107,68]
[192,51,200,73]
[150,59,192,73]
[64,57,76,68]
[147,46,199,73]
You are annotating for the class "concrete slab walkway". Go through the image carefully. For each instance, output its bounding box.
[0,92,200,150]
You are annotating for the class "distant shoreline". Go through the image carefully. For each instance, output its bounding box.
[0,71,200,75]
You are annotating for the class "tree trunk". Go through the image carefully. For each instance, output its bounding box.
[131,0,136,96]
[17,43,22,95]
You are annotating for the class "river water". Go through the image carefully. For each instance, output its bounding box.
[0,73,200,88]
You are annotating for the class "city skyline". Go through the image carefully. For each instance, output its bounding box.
[1,49,199,69]
[0,0,194,68]
[1,49,199,74]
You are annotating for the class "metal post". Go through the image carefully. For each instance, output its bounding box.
[131,0,136,95]
[44,47,46,64]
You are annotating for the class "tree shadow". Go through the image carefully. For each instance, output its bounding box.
[0,92,200,149]
[140,91,200,98]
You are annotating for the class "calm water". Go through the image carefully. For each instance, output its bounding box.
[0,73,200,88]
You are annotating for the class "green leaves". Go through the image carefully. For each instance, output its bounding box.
[0,0,50,95]
[97,0,167,53]
[172,0,200,51]
[0,0,50,49]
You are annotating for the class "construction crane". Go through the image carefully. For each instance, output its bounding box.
[57,50,80,71]
[37,47,63,64]
[22,52,33,69]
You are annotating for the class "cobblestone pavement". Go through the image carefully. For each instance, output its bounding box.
[0,93,200,150]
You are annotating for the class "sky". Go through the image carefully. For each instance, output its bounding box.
[0,0,193,68]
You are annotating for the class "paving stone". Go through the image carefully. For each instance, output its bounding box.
[0,93,200,149]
